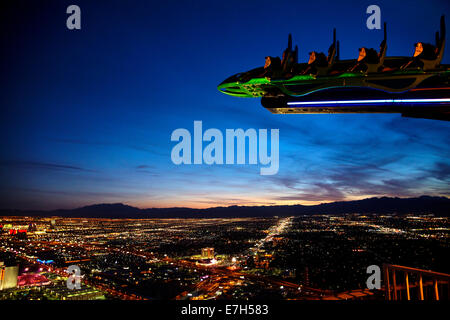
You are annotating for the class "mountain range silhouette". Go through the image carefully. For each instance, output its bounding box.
[1,196,449,218]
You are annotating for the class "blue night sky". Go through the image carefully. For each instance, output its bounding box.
[1,0,449,210]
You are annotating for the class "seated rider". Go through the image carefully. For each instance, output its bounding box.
[301,51,328,75]
[348,47,379,72]
[400,42,438,69]
[262,56,281,78]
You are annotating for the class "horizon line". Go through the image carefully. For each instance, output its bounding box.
[1,194,448,213]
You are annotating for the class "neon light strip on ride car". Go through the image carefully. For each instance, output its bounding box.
[287,98,450,106]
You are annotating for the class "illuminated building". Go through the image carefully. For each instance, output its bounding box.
[0,262,19,290]
[47,285,105,300]
[17,274,51,287]
[201,248,214,259]
[303,267,310,287]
